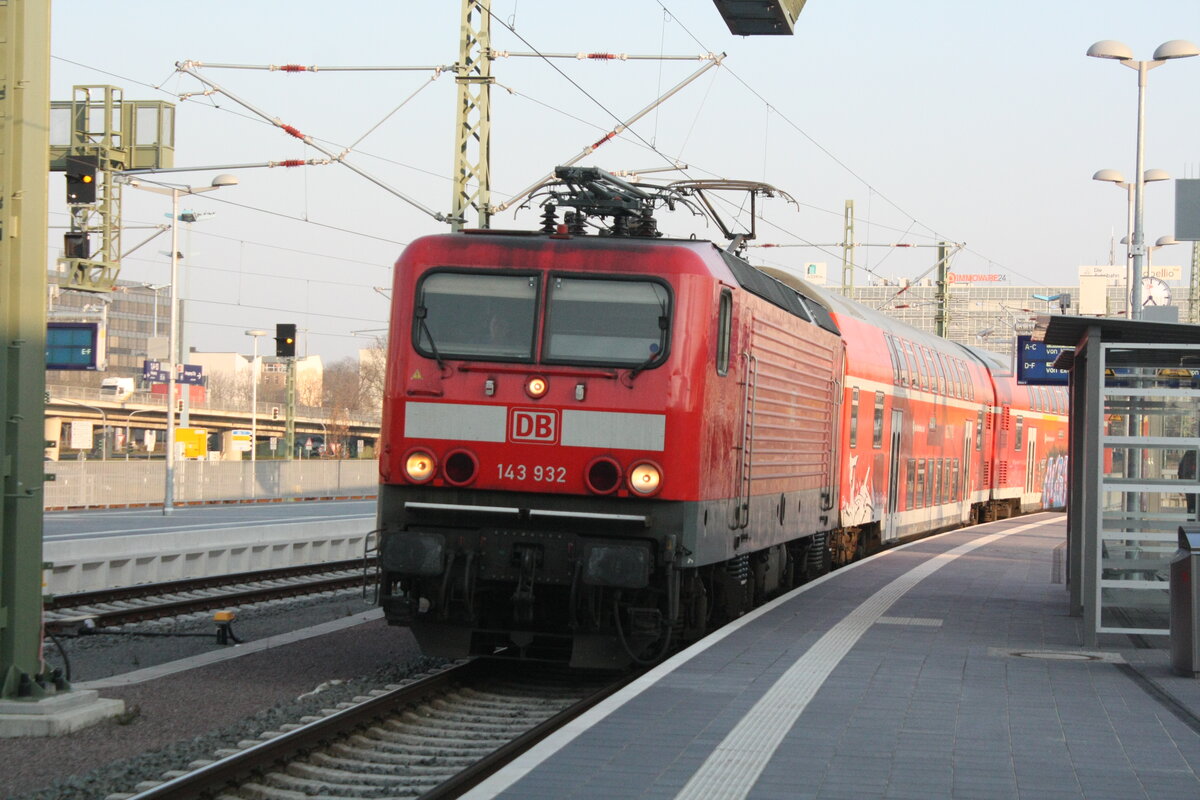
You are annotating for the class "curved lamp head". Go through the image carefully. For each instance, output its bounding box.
[210,174,239,188]
[1154,235,1178,247]
[1144,169,1172,183]
[1087,40,1133,60]
[1153,40,1200,61]
[1092,169,1125,184]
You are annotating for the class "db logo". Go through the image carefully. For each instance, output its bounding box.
[509,408,559,444]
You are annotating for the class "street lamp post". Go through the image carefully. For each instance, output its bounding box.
[1088,39,1199,320]
[61,400,108,460]
[123,174,239,514]
[123,408,156,460]
[245,329,268,463]
[1092,169,1170,318]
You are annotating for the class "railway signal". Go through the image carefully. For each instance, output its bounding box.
[275,323,296,358]
[64,154,99,204]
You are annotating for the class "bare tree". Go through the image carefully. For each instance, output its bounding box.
[359,336,388,408]
[204,370,251,406]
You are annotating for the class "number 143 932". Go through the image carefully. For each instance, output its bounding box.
[496,463,567,483]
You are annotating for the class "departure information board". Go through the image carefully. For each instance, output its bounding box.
[1016,335,1071,385]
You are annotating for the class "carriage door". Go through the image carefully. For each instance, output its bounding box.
[1025,427,1038,501]
[961,420,974,523]
[884,410,904,543]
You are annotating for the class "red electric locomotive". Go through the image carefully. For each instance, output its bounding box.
[375,168,1067,668]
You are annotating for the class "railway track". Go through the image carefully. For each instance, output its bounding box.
[113,659,632,800]
[44,559,375,631]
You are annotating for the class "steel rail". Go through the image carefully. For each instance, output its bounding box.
[122,660,637,800]
[45,558,373,610]
[419,668,641,799]
[124,661,486,800]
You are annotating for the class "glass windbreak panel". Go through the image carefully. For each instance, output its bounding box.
[414,271,538,361]
[136,106,160,146]
[50,106,72,146]
[1100,536,1176,582]
[544,277,671,368]
[1099,587,1169,632]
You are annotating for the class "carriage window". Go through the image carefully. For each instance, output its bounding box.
[959,360,974,401]
[849,388,860,448]
[873,391,885,448]
[717,289,732,376]
[916,459,926,508]
[976,409,984,450]
[925,458,935,507]
[544,276,672,368]
[885,336,902,385]
[414,271,539,361]
[906,459,916,509]
[901,340,917,387]
[923,348,939,393]
[915,346,930,390]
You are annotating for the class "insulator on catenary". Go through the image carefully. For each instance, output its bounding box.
[278,64,309,72]
[271,160,307,168]
[280,124,305,139]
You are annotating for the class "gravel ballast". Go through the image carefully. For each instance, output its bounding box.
[1,595,437,800]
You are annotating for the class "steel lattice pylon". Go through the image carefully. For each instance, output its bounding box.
[452,0,492,230]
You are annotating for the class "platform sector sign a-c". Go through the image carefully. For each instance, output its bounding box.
[1017,335,1070,385]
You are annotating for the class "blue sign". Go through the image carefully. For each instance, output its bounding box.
[142,360,204,385]
[46,322,100,370]
[1016,335,1070,385]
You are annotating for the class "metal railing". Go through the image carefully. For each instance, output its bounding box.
[47,382,383,425]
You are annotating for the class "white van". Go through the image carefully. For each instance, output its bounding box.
[99,377,135,401]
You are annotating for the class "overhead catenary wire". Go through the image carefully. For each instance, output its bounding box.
[174,60,451,222]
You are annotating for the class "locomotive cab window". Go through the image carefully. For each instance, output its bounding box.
[543,276,672,368]
[413,271,539,361]
[717,289,732,376]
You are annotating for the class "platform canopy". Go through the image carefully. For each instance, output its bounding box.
[712,0,807,35]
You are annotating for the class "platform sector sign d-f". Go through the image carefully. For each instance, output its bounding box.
[1017,335,1070,385]
[142,360,204,385]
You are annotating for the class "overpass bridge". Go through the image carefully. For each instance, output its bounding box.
[44,383,381,461]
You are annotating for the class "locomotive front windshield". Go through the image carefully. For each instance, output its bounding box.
[543,277,670,367]
[413,270,671,369]
[414,272,539,360]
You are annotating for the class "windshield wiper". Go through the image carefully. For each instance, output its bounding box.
[629,312,669,380]
[414,306,445,371]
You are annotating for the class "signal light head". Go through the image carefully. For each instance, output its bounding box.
[628,461,663,496]
[526,376,548,399]
[404,449,437,483]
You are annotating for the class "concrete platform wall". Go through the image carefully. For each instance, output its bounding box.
[43,519,373,594]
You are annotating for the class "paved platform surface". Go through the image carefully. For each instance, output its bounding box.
[466,513,1200,799]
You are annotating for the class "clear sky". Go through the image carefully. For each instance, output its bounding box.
[48,1,1200,361]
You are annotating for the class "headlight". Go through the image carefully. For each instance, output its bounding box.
[628,461,662,496]
[526,376,548,398]
[404,449,437,483]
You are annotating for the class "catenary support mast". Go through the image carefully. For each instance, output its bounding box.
[453,0,492,230]
[0,0,51,698]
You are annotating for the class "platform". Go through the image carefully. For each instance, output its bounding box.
[465,513,1200,799]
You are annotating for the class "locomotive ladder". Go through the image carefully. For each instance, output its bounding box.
[733,352,758,530]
